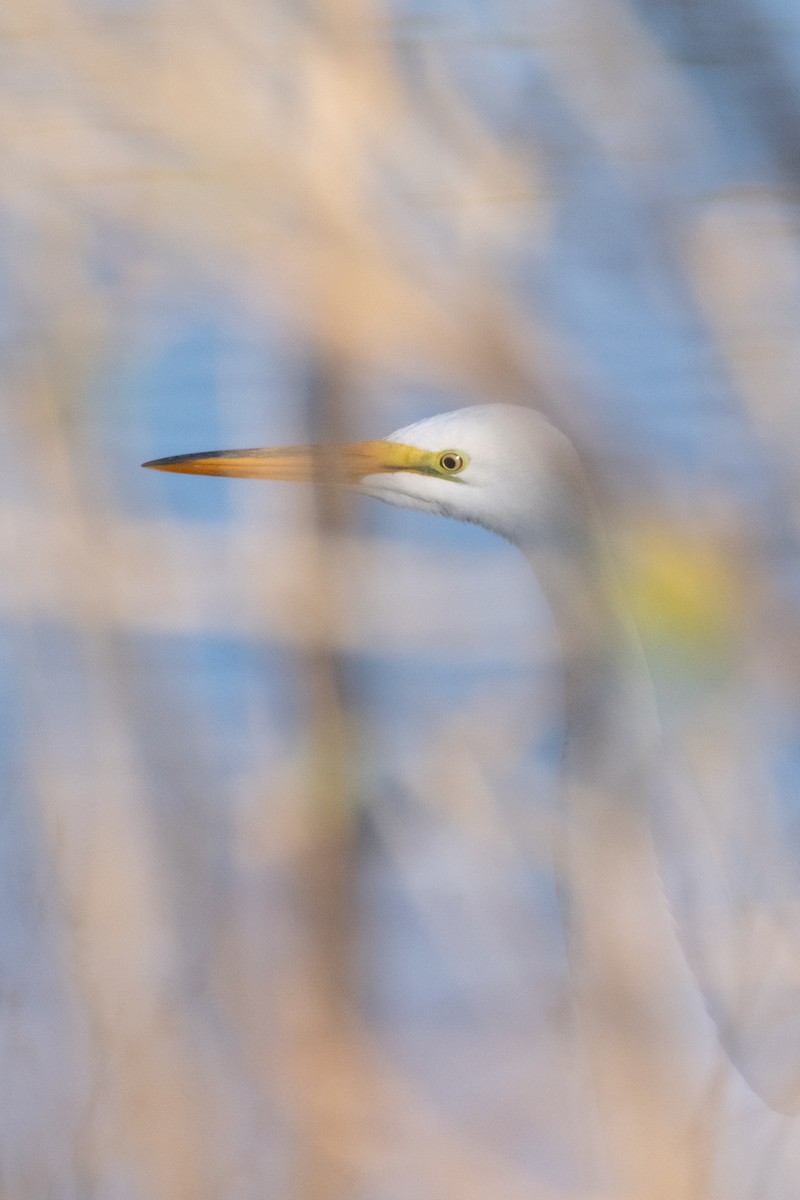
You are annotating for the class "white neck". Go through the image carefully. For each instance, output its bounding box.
[517,490,658,791]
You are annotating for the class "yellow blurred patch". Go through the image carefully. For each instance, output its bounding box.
[617,523,740,661]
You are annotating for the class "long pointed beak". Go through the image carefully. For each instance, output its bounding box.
[142,440,428,483]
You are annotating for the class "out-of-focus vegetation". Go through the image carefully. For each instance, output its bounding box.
[4,1,800,1197]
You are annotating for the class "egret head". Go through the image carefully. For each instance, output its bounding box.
[143,404,586,550]
[361,405,587,548]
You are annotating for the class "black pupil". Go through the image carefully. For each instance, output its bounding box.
[442,455,457,470]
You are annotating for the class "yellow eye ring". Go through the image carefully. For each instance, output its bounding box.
[438,450,465,474]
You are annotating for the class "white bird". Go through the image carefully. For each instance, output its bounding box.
[144,403,800,1129]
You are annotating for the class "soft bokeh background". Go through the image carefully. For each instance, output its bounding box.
[4,1,800,1196]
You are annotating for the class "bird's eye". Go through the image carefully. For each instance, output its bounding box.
[438,451,465,474]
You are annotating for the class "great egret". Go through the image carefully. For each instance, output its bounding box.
[144,403,800,1122]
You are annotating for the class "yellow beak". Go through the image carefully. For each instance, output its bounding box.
[142,440,434,483]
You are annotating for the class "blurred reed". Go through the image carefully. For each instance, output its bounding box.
[3,1,800,1198]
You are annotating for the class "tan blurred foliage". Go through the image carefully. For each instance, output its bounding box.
[3,1,800,1199]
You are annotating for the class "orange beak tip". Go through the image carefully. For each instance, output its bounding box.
[141,452,237,476]
[142,455,184,472]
